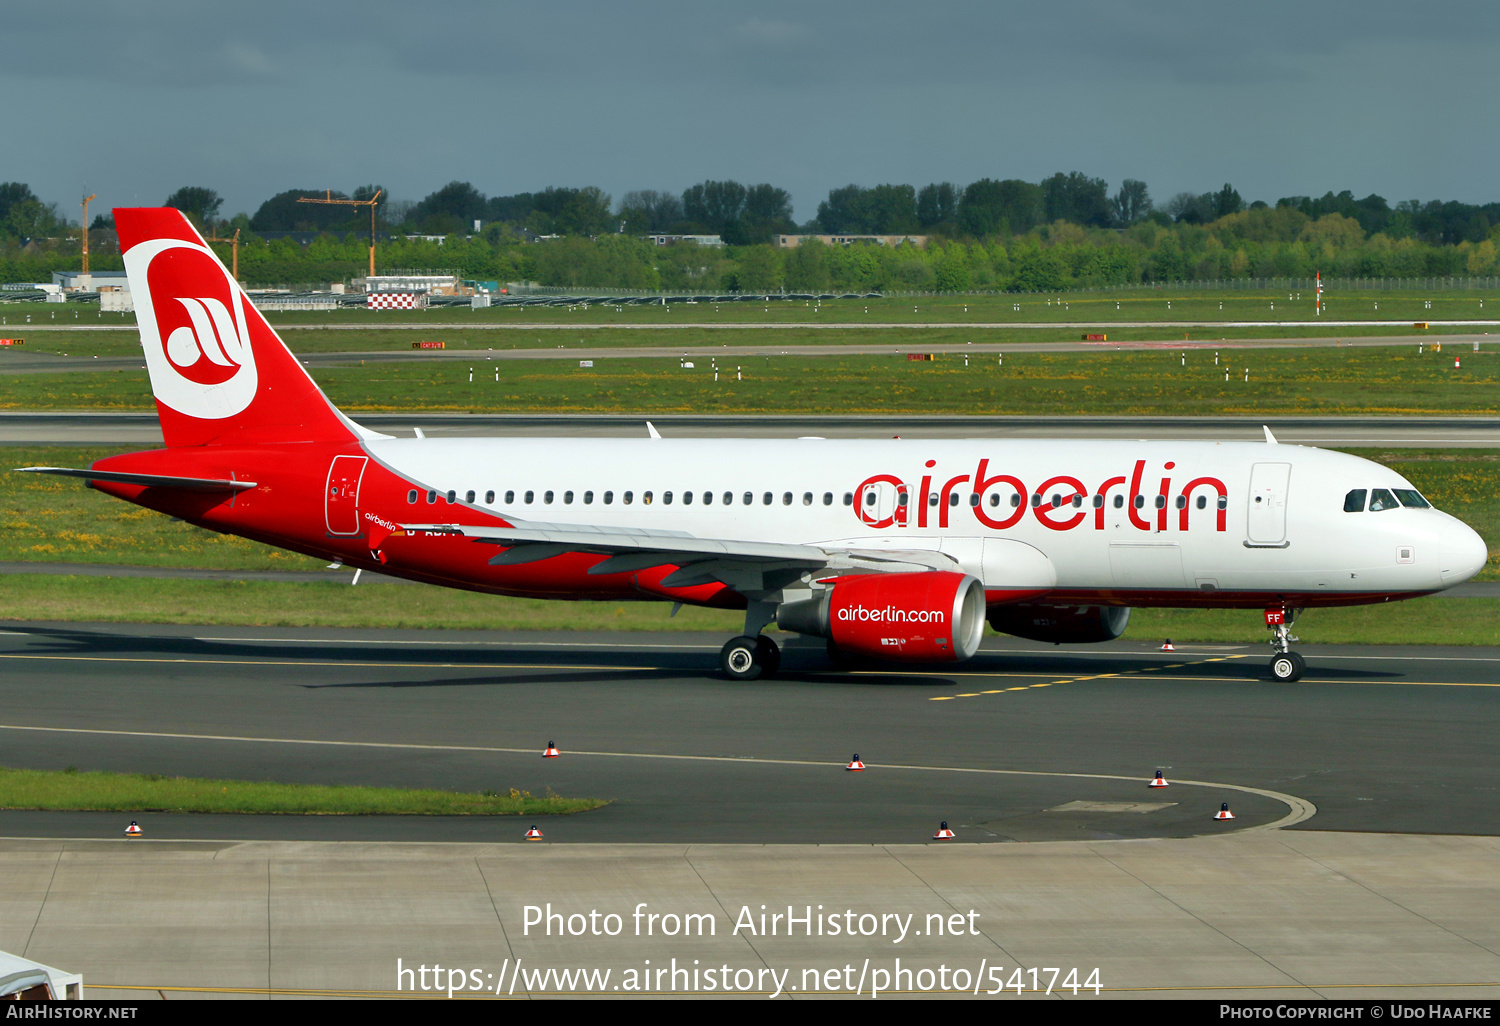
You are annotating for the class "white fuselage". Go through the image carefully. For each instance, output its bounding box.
[368,436,1488,605]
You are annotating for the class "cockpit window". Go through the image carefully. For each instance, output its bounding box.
[1343,489,1367,512]
[1392,489,1431,509]
[1368,488,1398,512]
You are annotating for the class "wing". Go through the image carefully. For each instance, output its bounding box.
[398,519,959,593]
[14,467,257,493]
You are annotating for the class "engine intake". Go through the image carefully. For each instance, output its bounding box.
[988,604,1130,644]
[777,571,987,663]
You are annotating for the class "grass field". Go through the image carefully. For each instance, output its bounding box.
[0,575,1492,645]
[4,346,1499,415]
[3,285,1498,359]
[3,445,1495,578]
[0,766,604,816]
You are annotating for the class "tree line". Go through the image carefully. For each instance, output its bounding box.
[2,175,1499,291]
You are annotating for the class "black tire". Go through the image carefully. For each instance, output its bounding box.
[720,636,762,680]
[755,636,781,678]
[1269,651,1305,682]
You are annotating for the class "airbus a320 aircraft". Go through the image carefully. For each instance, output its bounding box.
[20,209,1489,682]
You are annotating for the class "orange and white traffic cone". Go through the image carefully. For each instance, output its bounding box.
[1161,639,1176,652]
[933,821,956,839]
[542,741,560,758]
[1148,770,1169,788]
[524,825,543,840]
[1214,803,1235,821]
[846,754,865,771]
[124,821,142,837]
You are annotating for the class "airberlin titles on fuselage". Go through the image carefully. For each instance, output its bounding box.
[854,458,1229,533]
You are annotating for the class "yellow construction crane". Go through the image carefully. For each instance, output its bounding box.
[206,228,241,281]
[79,194,96,275]
[296,189,383,277]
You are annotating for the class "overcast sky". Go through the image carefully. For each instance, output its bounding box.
[8,1,1499,222]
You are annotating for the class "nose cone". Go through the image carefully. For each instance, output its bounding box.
[1440,520,1489,586]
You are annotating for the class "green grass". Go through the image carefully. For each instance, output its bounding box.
[0,573,747,631]
[0,766,604,816]
[1124,598,1500,647]
[4,284,1498,358]
[5,345,1500,415]
[0,576,1491,644]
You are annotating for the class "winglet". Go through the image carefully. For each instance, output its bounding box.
[1262,425,1278,444]
[646,421,662,440]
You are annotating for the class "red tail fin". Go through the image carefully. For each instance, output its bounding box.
[116,208,371,448]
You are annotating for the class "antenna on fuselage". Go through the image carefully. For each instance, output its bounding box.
[1262,425,1278,444]
[646,421,662,440]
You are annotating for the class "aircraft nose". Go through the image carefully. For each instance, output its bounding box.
[1439,520,1489,586]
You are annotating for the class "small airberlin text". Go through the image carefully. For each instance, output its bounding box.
[837,605,946,624]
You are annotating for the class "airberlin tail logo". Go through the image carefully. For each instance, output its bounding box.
[125,238,258,420]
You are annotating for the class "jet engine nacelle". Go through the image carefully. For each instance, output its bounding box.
[987,604,1130,644]
[776,571,987,663]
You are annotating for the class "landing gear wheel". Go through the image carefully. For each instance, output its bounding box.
[1269,651,1305,682]
[720,636,763,680]
[754,636,781,678]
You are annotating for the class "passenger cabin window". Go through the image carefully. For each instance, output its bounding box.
[682,491,692,505]
[722,491,733,505]
[584,490,594,504]
[446,490,456,504]
[643,491,653,504]
[485,490,495,504]
[623,491,633,504]
[603,491,613,504]
[407,490,417,504]
[744,492,754,505]
[843,493,853,506]
[803,492,813,505]
[465,490,475,504]
[1344,489,1367,512]
[664,491,674,504]
[763,492,773,505]
[782,492,793,506]
[1368,488,1398,512]
[427,490,437,504]
[524,490,534,504]
[1393,489,1430,508]
[1113,495,1124,509]
[544,490,554,504]
[564,490,574,504]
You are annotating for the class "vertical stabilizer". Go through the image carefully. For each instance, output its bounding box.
[115,207,376,448]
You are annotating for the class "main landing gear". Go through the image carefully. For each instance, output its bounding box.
[720,635,780,680]
[720,601,781,680]
[1266,606,1305,682]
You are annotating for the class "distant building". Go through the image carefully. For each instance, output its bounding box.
[774,234,929,249]
[51,270,130,292]
[645,234,725,247]
[360,274,472,296]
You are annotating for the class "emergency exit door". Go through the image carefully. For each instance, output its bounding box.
[1246,462,1291,545]
[325,455,368,536]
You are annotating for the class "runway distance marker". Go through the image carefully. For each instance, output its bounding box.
[0,723,1316,829]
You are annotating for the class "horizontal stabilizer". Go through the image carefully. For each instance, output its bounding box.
[14,466,257,492]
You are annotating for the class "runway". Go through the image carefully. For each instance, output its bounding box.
[5,411,1500,446]
[1,622,1497,845]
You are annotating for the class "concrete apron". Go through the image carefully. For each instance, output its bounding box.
[2,831,1498,1000]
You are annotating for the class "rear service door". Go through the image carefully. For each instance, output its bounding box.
[325,455,368,536]
[1246,462,1291,546]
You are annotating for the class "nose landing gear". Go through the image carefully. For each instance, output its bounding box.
[1266,606,1304,682]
